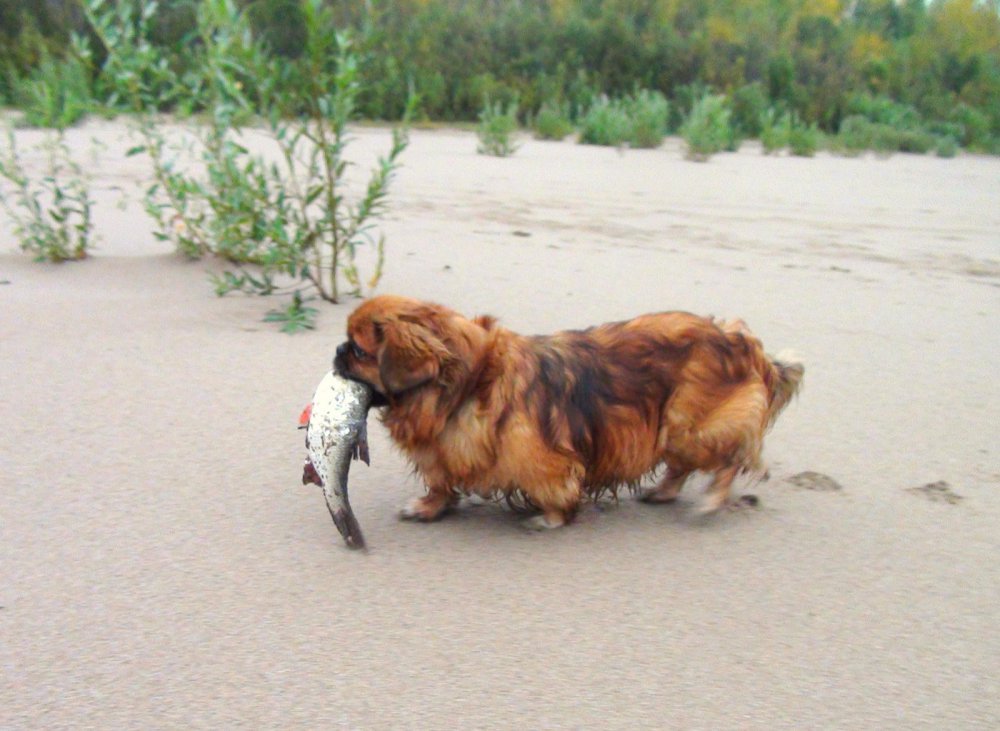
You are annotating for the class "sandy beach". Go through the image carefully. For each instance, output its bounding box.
[2,120,999,729]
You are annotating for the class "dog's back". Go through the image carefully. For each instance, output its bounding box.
[516,312,802,493]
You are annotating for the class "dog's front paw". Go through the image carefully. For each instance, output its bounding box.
[521,511,566,531]
[399,495,450,522]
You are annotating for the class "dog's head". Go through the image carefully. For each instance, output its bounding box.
[335,295,493,407]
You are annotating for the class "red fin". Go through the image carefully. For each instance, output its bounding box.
[298,403,312,427]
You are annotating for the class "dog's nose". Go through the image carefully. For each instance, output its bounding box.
[333,342,349,375]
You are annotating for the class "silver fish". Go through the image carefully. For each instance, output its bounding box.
[300,371,373,550]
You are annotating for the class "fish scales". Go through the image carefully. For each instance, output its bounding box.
[301,371,373,550]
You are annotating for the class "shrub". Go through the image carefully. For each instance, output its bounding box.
[88,0,410,313]
[895,128,935,154]
[626,89,669,148]
[533,99,574,140]
[949,104,992,150]
[477,98,520,156]
[870,123,902,155]
[730,83,768,138]
[16,51,92,129]
[84,0,184,114]
[0,127,94,262]
[788,118,821,157]
[681,94,733,161]
[835,115,940,157]
[836,115,873,156]
[578,95,632,146]
[834,117,899,156]
[846,94,922,131]
[928,121,964,142]
[576,90,670,149]
[760,107,791,154]
[838,94,944,156]
[935,135,959,158]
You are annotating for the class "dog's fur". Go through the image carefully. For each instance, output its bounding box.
[335,295,803,529]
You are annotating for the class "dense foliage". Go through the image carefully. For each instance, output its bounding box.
[1,0,999,151]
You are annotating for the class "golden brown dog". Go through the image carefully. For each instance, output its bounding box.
[335,295,803,529]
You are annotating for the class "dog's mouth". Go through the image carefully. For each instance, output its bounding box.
[333,356,389,408]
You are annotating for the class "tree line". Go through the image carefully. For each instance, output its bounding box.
[2,0,999,151]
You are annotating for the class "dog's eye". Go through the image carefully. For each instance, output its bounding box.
[351,341,372,360]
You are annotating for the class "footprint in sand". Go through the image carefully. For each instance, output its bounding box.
[907,481,963,505]
[787,471,843,492]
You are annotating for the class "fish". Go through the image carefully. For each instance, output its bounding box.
[299,371,373,550]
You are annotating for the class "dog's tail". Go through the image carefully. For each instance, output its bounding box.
[765,349,804,427]
[715,318,803,427]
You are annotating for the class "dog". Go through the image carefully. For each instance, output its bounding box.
[335,295,803,529]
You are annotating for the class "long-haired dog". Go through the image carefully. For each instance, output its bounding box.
[335,295,803,529]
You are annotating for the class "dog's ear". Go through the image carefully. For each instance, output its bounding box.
[377,316,451,395]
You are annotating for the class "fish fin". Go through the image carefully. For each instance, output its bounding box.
[302,458,322,486]
[298,403,312,428]
[354,421,371,465]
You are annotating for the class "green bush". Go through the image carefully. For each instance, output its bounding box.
[477,98,520,156]
[870,123,903,155]
[731,83,769,138]
[626,89,669,149]
[895,128,935,154]
[681,94,733,161]
[576,90,669,149]
[0,127,94,262]
[949,104,992,150]
[934,135,959,158]
[836,114,943,157]
[835,117,900,156]
[788,118,821,157]
[760,107,791,154]
[532,99,574,140]
[16,51,92,128]
[578,95,632,146]
[928,120,964,143]
[83,0,184,113]
[88,0,410,314]
[846,94,922,131]
[838,94,945,156]
[835,115,873,156]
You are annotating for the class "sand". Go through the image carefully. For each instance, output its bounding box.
[2,120,999,729]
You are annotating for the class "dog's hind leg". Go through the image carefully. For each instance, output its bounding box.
[699,464,740,513]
